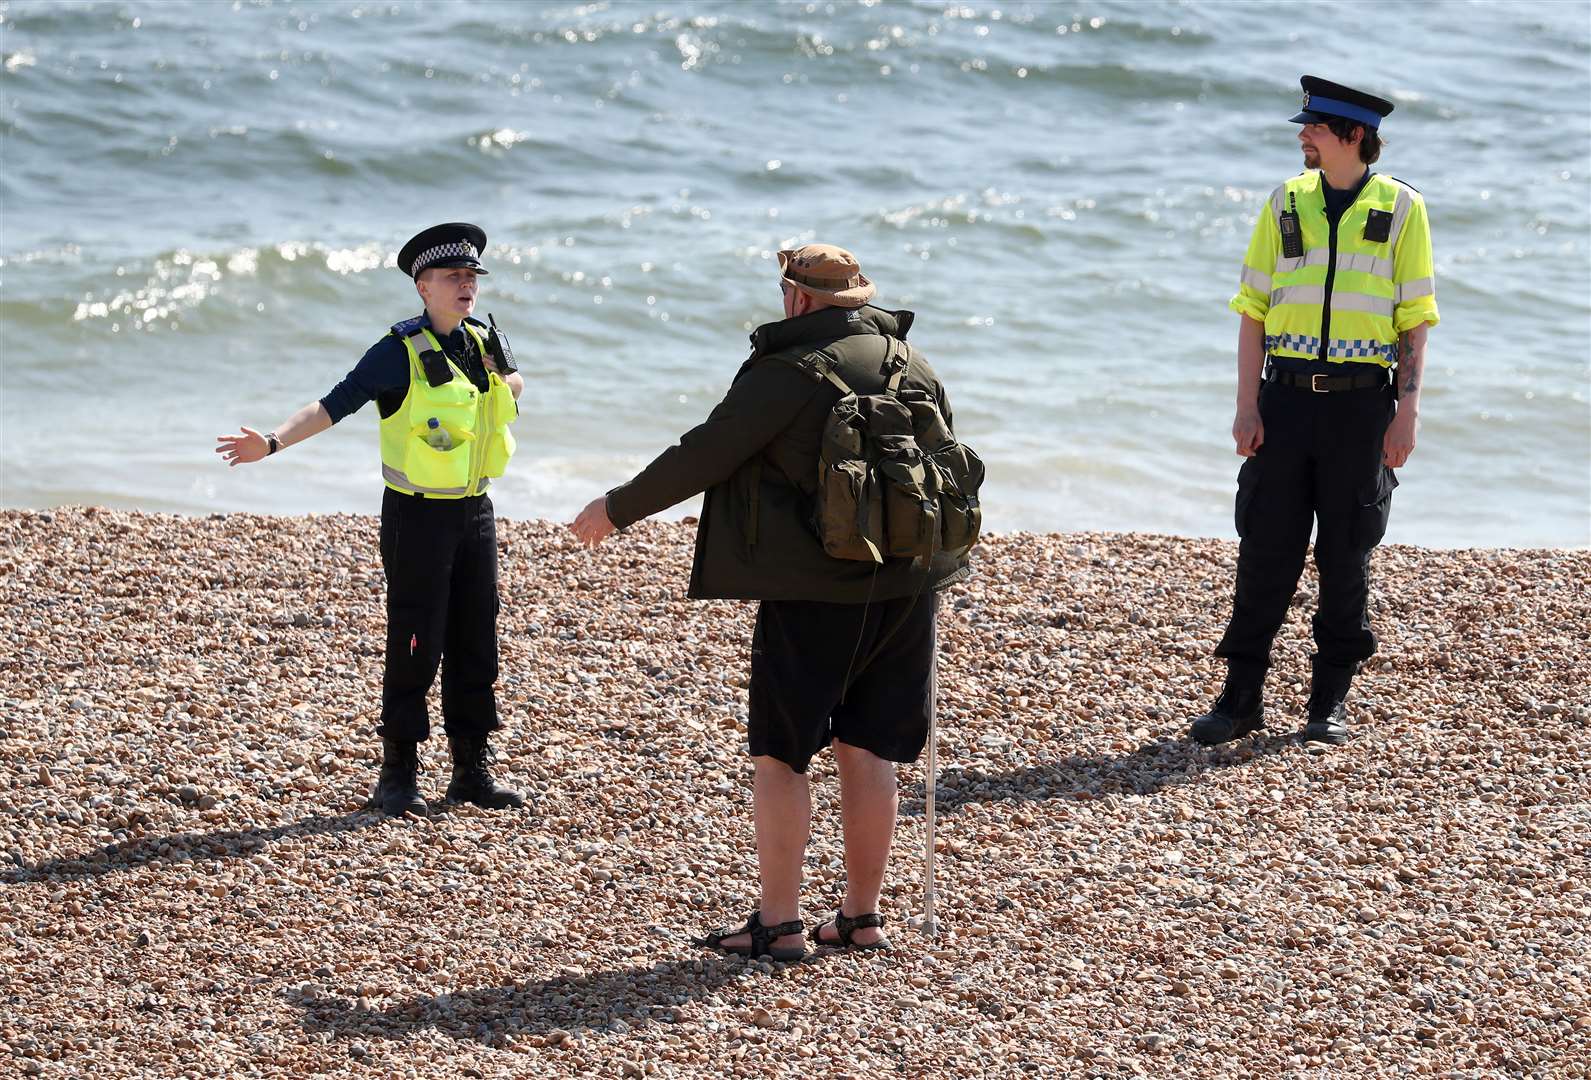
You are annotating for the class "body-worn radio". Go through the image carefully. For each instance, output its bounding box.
[486,313,517,375]
[1280,191,1304,259]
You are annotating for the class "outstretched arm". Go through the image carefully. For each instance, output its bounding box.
[215,401,333,467]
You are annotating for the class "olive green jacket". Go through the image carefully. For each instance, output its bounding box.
[605,305,973,603]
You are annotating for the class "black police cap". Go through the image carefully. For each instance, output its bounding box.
[1290,76,1394,130]
[397,222,490,279]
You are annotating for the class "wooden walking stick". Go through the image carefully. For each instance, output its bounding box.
[921,670,939,938]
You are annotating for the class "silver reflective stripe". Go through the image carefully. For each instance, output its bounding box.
[1335,251,1394,278]
[404,330,443,377]
[1241,265,1272,292]
[1271,284,1325,306]
[1268,182,1289,235]
[1387,186,1413,251]
[1275,248,1335,275]
[382,463,471,497]
[1395,276,1435,302]
[1330,291,1395,317]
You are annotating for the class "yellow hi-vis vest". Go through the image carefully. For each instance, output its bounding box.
[378,319,518,498]
[1230,171,1439,366]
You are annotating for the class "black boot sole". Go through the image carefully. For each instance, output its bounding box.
[366,791,429,816]
[1189,716,1265,747]
[444,786,525,810]
[1301,723,1350,746]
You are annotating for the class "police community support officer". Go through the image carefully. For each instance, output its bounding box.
[1190,77,1439,747]
[570,244,971,958]
[215,223,528,815]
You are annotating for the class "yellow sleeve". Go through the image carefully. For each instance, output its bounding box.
[1393,192,1439,332]
[1228,194,1278,322]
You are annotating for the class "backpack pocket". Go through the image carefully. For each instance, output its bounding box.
[819,458,884,562]
[932,443,986,557]
[878,448,940,560]
[898,388,953,451]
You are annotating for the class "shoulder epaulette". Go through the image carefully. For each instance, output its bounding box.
[1387,176,1422,194]
[390,314,426,336]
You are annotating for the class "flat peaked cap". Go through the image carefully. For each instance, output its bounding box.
[777,243,876,308]
[1291,76,1394,130]
[398,222,490,278]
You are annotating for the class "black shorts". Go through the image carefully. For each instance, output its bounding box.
[747,591,937,774]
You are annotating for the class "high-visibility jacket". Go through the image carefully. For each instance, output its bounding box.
[377,319,517,498]
[1230,171,1439,366]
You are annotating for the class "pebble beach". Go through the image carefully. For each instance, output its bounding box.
[2,507,1587,1079]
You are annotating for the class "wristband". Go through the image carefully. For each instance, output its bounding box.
[266,432,280,456]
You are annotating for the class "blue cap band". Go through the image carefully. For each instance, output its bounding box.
[1303,94,1383,129]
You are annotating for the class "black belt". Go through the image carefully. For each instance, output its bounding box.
[1265,368,1389,393]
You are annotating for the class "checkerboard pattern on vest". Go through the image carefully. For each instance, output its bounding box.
[1266,333,1397,362]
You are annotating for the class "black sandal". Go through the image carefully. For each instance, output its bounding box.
[809,909,891,951]
[694,908,807,962]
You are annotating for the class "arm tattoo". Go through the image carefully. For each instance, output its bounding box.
[1402,370,1419,395]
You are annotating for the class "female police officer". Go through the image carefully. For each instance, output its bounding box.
[216,223,527,815]
[1190,78,1439,748]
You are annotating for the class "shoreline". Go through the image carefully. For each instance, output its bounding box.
[4,504,1587,554]
[3,507,1587,1078]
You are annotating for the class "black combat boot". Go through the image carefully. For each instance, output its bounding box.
[445,735,526,809]
[368,737,428,817]
[1302,660,1356,745]
[1189,668,1266,746]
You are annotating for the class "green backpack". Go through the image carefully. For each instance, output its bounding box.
[785,338,985,564]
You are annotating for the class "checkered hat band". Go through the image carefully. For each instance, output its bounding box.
[413,240,479,275]
[786,267,863,290]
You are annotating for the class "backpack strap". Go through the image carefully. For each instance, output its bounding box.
[781,340,909,397]
[882,337,908,395]
[781,349,854,396]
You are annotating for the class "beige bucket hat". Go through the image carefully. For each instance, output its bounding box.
[777,243,876,308]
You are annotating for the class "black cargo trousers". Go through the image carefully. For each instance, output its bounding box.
[1215,373,1400,679]
[375,487,501,741]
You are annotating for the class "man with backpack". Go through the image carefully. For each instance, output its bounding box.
[571,243,980,959]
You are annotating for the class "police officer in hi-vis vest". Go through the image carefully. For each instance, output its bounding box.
[215,223,528,815]
[1190,77,1439,747]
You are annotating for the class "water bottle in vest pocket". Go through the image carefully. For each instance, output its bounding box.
[407,419,473,490]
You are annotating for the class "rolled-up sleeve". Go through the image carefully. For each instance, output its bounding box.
[1393,194,1440,332]
[605,359,818,530]
[1229,194,1279,323]
[320,336,409,424]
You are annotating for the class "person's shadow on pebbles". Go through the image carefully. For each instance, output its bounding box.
[899,734,1295,817]
[1,811,383,883]
[291,957,747,1045]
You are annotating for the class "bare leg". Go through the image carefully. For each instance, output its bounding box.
[716,755,809,954]
[817,740,896,946]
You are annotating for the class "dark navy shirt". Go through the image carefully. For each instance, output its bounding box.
[321,312,492,423]
[1322,169,1373,227]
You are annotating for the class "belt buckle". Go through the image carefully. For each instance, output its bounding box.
[1311,373,1328,393]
